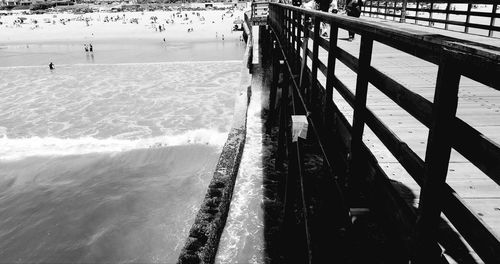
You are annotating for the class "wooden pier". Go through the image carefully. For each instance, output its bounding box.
[265,2,500,263]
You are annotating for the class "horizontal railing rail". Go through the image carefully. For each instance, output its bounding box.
[268,2,500,263]
[361,0,500,37]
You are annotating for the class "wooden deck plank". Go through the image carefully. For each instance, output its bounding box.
[312,25,500,249]
[295,15,499,259]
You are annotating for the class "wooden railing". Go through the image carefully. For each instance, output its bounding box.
[362,0,500,37]
[268,2,500,263]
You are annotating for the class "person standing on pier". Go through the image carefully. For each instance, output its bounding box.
[301,0,317,10]
[346,0,363,41]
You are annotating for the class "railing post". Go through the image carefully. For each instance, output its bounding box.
[428,2,434,26]
[299,16,310,94]
[348,36,374,191]
[282,75,307,264]
[310,17,321,108]
[322,23,351,206]
[489,4,497,37]
[291,10,297,66]
[392,1,396,21]
[323,24,339,128]
[414,49,461,263]
[276,61,289,171]
[384,1,388,20]
[369,0,373,17]
[285,9,289,50]
[268,40,280,131]
[400,0,408,23]
[289,70,312,264]
[445,2,450,30]
[415,1,420,24]
[296,11,303,71]
[465,3,472,33]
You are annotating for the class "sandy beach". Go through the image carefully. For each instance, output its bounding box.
[0,9,245,45]
[0,9,247,66]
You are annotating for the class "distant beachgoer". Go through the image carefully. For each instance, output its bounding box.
[89,44,93,52]
[49,62,54,70]
[163,38,166,42]
[84,44,88,52]
[222,34,224,41]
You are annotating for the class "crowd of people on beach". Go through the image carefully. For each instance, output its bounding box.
[9,7,246,71]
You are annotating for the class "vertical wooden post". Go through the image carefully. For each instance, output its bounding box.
[295,12,301,71]
[323,25,339,128]
[290,10,299,65]
[276,62,289,171]
[349,36,374,189]
[384,1,388,19]
[400,0,408,23]
[299,17,309,93]
[369,0,373,17]
[310,17,321,107]
[283,58,309,264]
[415,1,420,24]
[285,10,290,49]
[429,2,434,26]
[465,3,472,33]
[489,4,497,37]
[323,24,346,188]
[378,0,382,17]
[414,50,461,263]
[283,9,287,50]
[445,2,450,30]
[281,8,286,49]
[268,40,279,131]
[321,23,352,232]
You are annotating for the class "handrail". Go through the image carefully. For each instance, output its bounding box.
[268,2,500,263]
[362,1,500,37]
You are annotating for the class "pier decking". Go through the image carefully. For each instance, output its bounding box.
[322,13,500,234]
[264,2,500,263]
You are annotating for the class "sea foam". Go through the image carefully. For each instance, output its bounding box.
[0,128,227,161]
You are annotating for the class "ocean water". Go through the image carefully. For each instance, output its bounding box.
[0,39,246,67]
[0,54,243,262]
[215,81,266,264]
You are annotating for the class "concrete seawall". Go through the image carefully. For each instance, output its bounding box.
[177,19,254,264]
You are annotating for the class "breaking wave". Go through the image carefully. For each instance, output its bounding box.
[0,128,227,161]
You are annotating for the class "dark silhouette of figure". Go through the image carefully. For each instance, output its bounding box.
[49,62,54,70]
[346,0,363,41]
[89,44,93,52]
